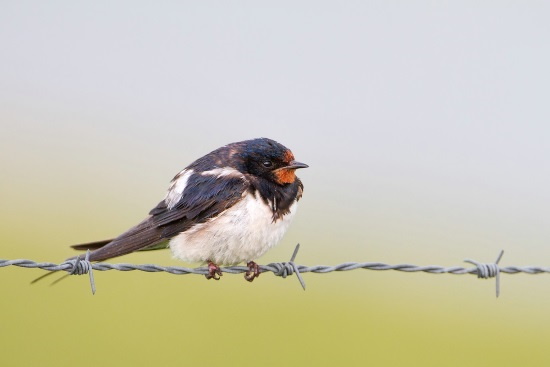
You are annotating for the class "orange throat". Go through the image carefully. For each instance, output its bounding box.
[274,168,296,184]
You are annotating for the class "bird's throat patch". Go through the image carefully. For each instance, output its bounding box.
[274,168,296,184]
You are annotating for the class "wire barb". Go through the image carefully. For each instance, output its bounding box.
[464,250,504,298]
[62,250,96,295]
[266,243,306,290]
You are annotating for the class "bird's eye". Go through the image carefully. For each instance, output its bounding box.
[262,160,273,168]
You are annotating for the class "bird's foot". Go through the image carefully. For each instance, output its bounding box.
[205,261,222,280]
[245,261,260,282]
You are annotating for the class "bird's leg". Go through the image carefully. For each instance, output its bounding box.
[245,261,260,282]
[205,260,222,280]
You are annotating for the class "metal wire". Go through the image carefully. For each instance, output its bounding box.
[2,245,549,296]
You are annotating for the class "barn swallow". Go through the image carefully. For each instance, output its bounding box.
[71,138,307,282]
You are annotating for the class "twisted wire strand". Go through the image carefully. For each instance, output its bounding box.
[2,246,550,296]
[4,259,550,274]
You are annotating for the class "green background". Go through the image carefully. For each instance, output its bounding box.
[2,2,550,366]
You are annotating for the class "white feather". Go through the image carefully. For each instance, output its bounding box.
[201,167,244,179]
[169,191,298,265]
[165,169,194,209]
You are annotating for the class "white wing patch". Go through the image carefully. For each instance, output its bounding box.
[165,169,194,209]
[201,167,244,179]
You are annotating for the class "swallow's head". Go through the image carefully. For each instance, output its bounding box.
[237,138,308,185]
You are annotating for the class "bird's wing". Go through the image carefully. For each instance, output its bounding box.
[150,172,249,237]
[72,173,249,262]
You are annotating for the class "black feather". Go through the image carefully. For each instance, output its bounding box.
[71,239,113,251]
[72,172,248,262]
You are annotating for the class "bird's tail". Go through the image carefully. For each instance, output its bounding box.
[71,239,113,251]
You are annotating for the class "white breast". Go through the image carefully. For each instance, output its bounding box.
[169,191,298,265]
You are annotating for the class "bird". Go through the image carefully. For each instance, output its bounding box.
[70,137,308,282]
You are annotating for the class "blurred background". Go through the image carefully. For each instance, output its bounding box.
[1,1,550,366]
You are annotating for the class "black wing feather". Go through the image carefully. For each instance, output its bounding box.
[152,174,246,226]
[72,173,248,262]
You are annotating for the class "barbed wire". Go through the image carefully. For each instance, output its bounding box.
[2,245,550,297]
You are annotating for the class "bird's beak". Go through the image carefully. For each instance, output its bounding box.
[286,160,309,170]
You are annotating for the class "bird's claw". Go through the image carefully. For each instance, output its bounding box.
[245,261,260,282]
[205,261,222,280]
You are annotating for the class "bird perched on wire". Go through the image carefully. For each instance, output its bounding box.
[70,138,308,282]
